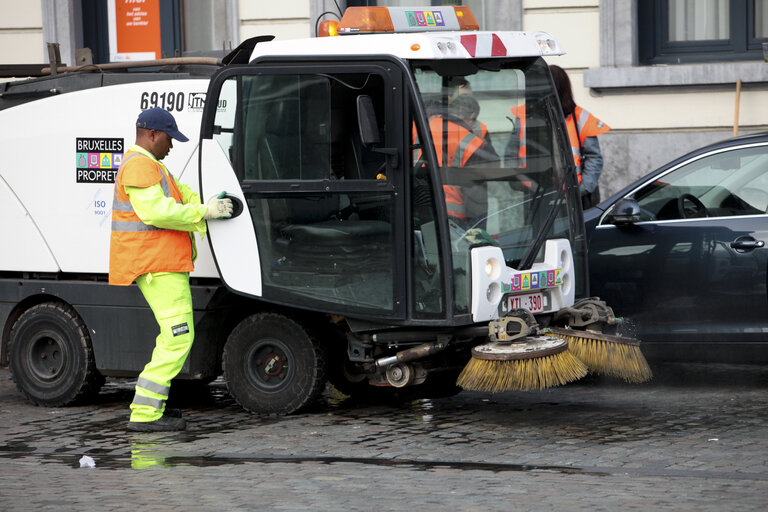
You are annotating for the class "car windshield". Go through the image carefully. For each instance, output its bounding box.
[412,57,580,312]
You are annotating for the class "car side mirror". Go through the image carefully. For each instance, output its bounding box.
[607,198,641,225]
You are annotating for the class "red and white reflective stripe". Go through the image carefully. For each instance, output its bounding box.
[460,33,507,57]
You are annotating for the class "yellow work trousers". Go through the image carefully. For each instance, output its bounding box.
[130,272,194,422]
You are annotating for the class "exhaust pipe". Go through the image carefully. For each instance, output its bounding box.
[374,340,447,368]
[373,338,449,388]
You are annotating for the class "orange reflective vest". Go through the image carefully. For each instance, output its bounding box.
[429,116,485,167]
[109,150,194,286]
[565,106,610,181]
[429,116,486,221]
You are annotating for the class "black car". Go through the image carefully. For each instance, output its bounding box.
[585,132,768,363]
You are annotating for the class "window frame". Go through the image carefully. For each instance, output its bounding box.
[639,0,768,65]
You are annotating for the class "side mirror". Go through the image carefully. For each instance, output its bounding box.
[357,95,380,147]
[607,197,641,225]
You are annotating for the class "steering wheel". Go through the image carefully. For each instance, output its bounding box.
[677,193,709,219]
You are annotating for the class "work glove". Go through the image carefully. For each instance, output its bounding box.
[205,191,234,220]
[465,228,499,246]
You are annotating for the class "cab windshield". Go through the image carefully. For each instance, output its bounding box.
[411,58,582,314]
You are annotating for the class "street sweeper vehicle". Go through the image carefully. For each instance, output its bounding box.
[0,5,650,415]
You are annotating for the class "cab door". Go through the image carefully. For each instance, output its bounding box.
[199,60,406,320]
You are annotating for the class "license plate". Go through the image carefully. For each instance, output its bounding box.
[506,292,547,313]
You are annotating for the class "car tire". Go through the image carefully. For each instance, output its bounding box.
[223,312,327,415]
[9,302,103,406]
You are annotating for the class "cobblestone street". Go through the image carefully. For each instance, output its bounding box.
[1,362,767,511]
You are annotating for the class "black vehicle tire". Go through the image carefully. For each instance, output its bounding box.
[8,302,103,406]
[222,312,327,415]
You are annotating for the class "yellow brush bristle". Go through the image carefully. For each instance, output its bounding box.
[560,334,652,383]
[457,349,587,393]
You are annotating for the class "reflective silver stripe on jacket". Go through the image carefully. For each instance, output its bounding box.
[111,152,178,232]
[576,107,590,134]
[452,131,478,166]
[111,221,166,232]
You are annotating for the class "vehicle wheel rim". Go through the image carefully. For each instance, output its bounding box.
[244,337,295,393]
[25,330,67,383]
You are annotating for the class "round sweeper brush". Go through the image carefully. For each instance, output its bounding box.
[546,327,652,383]
[457,335,587,393]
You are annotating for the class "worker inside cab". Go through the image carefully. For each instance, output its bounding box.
[426,77,498,168]
[423,76,499,228]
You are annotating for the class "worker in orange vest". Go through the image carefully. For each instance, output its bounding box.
[451,94,489,141]
[110,107,233,431]
[428,101,498,223]
[550,65,611,209]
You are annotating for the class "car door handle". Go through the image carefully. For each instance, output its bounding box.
[730,239,765,251]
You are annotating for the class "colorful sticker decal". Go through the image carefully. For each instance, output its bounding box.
[406,11,445,27]
[76,138,124,183]
[505,269,563,292]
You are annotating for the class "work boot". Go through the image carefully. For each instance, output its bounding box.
[164,408,183,418]
[128,415,186,432]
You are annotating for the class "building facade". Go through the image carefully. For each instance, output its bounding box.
[2,0,766,196]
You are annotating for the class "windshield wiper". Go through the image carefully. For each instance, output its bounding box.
[517,175,568,271]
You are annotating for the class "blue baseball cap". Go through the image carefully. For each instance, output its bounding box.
[136,107,189,142]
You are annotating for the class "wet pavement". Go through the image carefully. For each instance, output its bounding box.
[1,361,767,511]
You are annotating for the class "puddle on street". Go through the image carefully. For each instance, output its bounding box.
[0,448,609,476]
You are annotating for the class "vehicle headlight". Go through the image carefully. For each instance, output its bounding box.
[484,257,502,280]
[487,282,501,304]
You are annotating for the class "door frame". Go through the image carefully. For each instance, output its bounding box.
[200,57,410,321]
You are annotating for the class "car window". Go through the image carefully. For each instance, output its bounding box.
[630,145,768,222]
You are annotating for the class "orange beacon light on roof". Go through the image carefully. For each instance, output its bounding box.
[337,6,479,34]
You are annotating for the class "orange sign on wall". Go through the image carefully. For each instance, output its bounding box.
[109,0,161,61]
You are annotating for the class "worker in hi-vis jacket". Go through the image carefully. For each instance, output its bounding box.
[109,107,233,432]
